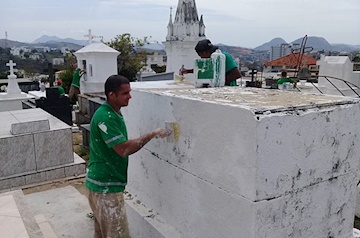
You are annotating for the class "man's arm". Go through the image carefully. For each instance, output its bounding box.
[225,67,241,85]
[180,68,194,75]
[112,128,168,158]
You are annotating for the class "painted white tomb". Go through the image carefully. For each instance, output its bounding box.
[122,82,360,238]
[0,108,86,190]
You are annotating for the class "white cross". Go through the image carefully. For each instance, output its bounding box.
[84,29,102,45]
[6,60,16,75]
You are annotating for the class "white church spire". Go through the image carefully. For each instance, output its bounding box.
[167,0,206,41]
[167,7,174,40]
[163,0,206,75]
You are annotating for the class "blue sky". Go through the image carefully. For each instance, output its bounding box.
[1,0,359,48]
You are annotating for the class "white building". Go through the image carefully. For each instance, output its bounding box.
[270,43,300,61]
[10,46,31,56]
[74,42,119,93]
[52,58,65,66]
[146,51,166,67]
[164,0,206,75]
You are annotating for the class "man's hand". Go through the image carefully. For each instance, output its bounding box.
[153,128,170,138]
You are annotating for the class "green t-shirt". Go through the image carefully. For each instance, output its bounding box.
[85,102,129,193]
[58,86,65,95]
[276,77,295,87]
[223,51,238,73]
[71,70,81,88]
[223,51,238,86]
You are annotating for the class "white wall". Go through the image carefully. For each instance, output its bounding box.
[122,86,360,238]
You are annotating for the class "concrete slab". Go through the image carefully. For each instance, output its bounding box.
[0,190,43,238]
[25,186,93,238]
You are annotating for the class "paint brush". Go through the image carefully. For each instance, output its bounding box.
[165,122,180,143]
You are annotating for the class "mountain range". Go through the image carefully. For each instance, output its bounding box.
[0,35,359,52]
[254,36,360,52]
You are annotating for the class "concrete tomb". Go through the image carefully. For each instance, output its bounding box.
[0,108,86,191]
[119,81,360,238]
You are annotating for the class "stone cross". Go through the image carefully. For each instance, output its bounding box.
[84,29,102,45]
[6,60,16,75]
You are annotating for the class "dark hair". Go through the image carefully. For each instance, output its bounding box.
[195,39,218,54]
[105,75,130,97]
[281,71,287,77]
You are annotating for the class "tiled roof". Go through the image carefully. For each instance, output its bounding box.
[264,53,317,67]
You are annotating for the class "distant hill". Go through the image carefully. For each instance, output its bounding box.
[290,36,332,51]
[217,44,253,55]
[0,39,32,48]
[254,36,360,52]
[0,37,84,51]
[254,37,287,51]
[33,35,87,46]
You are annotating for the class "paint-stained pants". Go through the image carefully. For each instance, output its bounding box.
[88,190,130,238]
[68,85,80,101]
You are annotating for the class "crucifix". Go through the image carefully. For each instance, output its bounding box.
[84,29,102,45]
[6,60,16,75]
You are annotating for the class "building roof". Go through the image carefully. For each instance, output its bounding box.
[75,43,119,54]
[264,53,317,67]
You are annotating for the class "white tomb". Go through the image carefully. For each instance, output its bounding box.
[0,60,34,112]
[164,0,206,80]
[0,108,86,190]
[317,56,358,96]
[74,42,119,94]
[121,81,360,238]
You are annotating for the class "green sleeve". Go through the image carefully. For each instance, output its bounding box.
[96,115,127,148]
[223,52,238,73]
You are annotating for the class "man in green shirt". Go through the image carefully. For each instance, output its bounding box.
[86,75,169,238]
[56,80,65,96]
[180,39,241,86]
[69,68,84,101]
[276,71,296,89]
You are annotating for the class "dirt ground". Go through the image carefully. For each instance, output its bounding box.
[22,131,89,197]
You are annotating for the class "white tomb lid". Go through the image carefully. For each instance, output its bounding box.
[75,43,119,54]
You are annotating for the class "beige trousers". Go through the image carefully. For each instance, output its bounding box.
[88,190,130,238]
[68,85,80,101]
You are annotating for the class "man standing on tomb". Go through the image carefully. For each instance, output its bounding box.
[69,67,85,101]
[85,75,169,238]
[180,39,241,86]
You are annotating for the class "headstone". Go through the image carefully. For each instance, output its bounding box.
[5,60,22,95]
[10,119,50,135]
[35,88,73,126]
[0,60,34,112]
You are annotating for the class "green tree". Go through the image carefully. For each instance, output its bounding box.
[106,33,149,81]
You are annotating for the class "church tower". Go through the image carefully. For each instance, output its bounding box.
[164,0,206,75]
